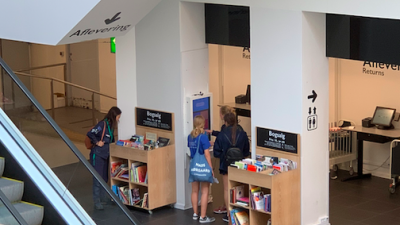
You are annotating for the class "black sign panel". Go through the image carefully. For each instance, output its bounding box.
[136,108,172,131]
[256,127,298,154]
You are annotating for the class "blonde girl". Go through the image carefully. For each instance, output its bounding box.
[188,116,215,223]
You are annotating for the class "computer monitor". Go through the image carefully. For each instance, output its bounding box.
[371,106,396,129]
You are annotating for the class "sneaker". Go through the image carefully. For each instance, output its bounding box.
[193,213,199,220]
[222,215,229,223]
[213,206,227,214]
[199,216,215,223]
[94,203,104,210]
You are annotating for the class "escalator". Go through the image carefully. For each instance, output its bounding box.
[0,57,140,224]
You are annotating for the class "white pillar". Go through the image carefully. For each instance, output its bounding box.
[116,27,137,139]
[251,8,329,225]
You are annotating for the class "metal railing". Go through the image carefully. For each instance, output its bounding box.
[13,63,116,125]
[0,57,139,224]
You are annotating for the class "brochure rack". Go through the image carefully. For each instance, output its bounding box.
[228,127,301,225]
[110,108,176,214]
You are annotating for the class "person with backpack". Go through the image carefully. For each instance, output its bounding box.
[87,106,121,210]
[188,115,215,223]
[213,112,250,222]
[205,105,243,215]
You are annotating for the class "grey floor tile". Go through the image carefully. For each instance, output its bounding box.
[352,200,400,214]
[330,193,371,208]
[329,207,378,222]
[359,214,400,225]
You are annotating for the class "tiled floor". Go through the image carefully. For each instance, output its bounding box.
[329,170,400,225]
[53,161,400,225]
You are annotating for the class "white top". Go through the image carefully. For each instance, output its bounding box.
[342,125,400,138]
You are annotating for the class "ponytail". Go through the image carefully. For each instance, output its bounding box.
[224,112,238,144]
[191,116,205,138]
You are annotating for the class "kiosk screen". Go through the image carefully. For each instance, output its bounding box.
[193,97,211,130]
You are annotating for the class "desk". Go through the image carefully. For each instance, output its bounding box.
[219,102,251,117]
[341,126,400,181]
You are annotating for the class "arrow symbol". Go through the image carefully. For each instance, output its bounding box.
[105,12,121,25]
[308,90,318,103]
[308,107,311,115]
[313,107,317,115]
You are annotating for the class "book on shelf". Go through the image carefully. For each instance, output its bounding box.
[131,188,141,205]
[230,208,248,225]
[230,185,245,204]
[236,197,249,206]
[111,161,122,175]
[111,162,128,178]
[157,137,170,147]
[142,193,149,208]
[235,210,249,225]
[130,162,148,184]
[112,184,130,205]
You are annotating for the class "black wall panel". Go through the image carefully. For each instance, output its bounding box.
[327,14,400,64]
[205,4,250,47]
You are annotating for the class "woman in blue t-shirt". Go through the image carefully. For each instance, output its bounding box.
[188,116,215,223]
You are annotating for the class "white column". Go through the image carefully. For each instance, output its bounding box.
[116,27,137,139]
[251,8,329,225]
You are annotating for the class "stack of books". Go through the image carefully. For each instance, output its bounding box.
[230,208,249,225]
[131,162,148,184]
[230,185,248,207]
[116,133,170,151]
[250,186,271,213]
[231,155,298,175]
[111,162,129,180]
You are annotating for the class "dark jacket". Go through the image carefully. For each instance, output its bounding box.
[214,126,250,173]
[87,120,115,159]
[211,124,243,137]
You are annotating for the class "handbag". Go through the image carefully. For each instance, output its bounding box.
[189,135,213,183]
[85,122,106,149]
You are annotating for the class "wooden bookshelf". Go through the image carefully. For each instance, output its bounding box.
[228,126,301,225]
[110,108,176,213]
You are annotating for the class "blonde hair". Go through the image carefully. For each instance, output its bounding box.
[220,105,236,116]
[191,116,205,138]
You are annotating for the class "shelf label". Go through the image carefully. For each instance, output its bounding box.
[256,127,298,154]
[136,108,172,131]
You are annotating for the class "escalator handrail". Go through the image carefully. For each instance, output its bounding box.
[0,57,140,225]
[0,189,29,225]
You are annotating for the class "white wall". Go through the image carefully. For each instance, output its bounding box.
[0,40,31,109]
[330,58,400,178]
[135,0,186,208]
[69,40,100,110]
[30,44,66,109]
[181,2,209,209]
[116,28,137,140]
[98,39,117,113]
[301,12,329,225]
[208,45,251,135]
[251,8,329,225]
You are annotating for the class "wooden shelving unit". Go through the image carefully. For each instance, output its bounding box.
[228,126,301,225]
[110,108,176,213]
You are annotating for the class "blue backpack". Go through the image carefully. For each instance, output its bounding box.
[189,135,213,183]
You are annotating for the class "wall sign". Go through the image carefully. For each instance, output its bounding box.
[136,108,172,131]
[257,127,298,154]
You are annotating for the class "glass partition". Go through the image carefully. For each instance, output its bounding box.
[0,58,139,225]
